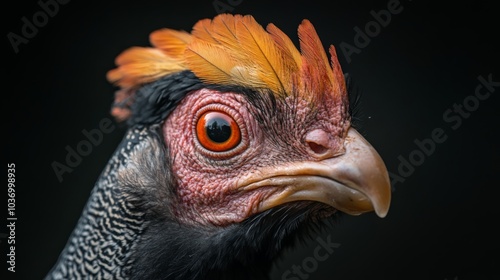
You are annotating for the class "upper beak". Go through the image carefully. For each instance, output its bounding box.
[236,128,391,218]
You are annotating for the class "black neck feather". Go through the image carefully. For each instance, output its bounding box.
[129,203,336,280]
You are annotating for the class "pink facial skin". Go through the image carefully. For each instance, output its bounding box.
[163,88,349,226]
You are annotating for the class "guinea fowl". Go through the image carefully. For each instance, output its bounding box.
[46,13,391,280]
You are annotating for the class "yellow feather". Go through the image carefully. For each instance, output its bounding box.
[149,28,192,58]
[211,14,238,42]
[266,23,302,70]
[107,14,346,103]
[107,47,185,88]
[191,18,220,44]
[235,15,289,94]
[186,14,303,94]
[185,40,237,84]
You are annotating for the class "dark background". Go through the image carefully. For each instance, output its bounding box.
[3,0,499,279]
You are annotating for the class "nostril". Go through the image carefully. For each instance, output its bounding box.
[305,129,332,156]
[307,141,328,155]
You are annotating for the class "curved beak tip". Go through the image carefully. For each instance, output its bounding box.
[372,171,392,218]
[375,204,390,218]
[344,128,392,219]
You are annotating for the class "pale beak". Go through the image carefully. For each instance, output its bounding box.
[237,128,391,218]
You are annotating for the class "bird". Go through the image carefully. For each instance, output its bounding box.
[45,13,391,280]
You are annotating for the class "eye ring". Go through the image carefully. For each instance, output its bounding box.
[196,111,241,152]
[193,104,248,159]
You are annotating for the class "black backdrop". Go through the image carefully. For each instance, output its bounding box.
[3,0,499,279]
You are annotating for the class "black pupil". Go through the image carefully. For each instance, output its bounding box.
[206,117,231,143]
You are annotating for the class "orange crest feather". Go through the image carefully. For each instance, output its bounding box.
[107,14,346,101]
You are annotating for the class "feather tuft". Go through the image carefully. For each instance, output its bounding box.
[149,28,192,58]
[107,47,186,89]
[107,14,347,115]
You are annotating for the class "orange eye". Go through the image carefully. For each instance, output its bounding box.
[196,111,241,152]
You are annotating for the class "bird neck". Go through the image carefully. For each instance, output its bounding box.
[45,128,150,279]
[129,204,330,280]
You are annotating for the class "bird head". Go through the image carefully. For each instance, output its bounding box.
[104,13,390,278]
